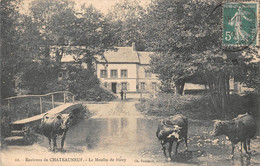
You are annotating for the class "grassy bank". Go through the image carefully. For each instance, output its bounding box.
[136,93,259,120]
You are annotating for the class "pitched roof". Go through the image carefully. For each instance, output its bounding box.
[99,47,140,63]
[97,47,154,64]
[137,52,153,65]
[50,45,155,64]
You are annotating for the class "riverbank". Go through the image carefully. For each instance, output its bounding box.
[135,93,259,120]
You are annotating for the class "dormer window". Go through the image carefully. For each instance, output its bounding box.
[145,71,152,77]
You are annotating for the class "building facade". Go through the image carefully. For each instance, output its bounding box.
[96,43,160,94]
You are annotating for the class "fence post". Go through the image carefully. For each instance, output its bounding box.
[64,92,66,104]
[52,94,55,108]
[72,95,75,103]
[40,97,43,114]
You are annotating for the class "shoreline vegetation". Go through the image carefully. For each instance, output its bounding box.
[135,92,259,121]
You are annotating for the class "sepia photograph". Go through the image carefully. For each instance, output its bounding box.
[1,0,259,165]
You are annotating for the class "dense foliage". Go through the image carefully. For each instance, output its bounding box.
[142,0,259,116]
[1,0,259,116]
[1,0,115,99]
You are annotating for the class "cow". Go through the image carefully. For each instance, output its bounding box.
[212,112,257,159]
[156,114,188,160]
[39,112,74,152]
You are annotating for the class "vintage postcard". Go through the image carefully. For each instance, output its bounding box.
[1,0,259,166]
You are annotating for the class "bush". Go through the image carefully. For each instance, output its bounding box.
[1,105,11,141]
[136,93,216,119]
[136,92,260,120]
[80,86,117,101]
[46,65,116,101]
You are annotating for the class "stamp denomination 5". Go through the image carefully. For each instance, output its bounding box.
[223,2,258,46]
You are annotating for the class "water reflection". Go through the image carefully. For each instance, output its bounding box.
[238,154,251,166]
[66,117,160,154]
[63,117,260,165]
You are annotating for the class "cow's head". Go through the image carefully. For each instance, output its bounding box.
[212,120,225,136]
[59,113,74,132]
[167,125,182,142]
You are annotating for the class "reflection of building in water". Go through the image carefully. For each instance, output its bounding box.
[106,117,139,152]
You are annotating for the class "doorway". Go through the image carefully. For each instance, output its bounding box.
[112,83,117,93]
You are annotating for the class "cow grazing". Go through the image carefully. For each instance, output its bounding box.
[212,113,257,159]
[39,113,74,152]
[156,114,188,160]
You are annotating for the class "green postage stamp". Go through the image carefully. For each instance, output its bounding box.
[223,2,258,46]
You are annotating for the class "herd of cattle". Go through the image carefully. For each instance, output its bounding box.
[156,113,257,160]
[38,111,257,160]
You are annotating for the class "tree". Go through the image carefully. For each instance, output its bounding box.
[107,0,146,50]
[29,0,76,59]
[69,5,114,71]
[145,0,220,95]
[16,0,77,94]
[1,0,23,98]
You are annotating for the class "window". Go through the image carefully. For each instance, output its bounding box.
[121,82,128,90]
[140,82,145,90]
[121,70,128,78]
[100,70,107,78]
[110,70,118,78]
[145,71,152,77]
[151,82,157,90]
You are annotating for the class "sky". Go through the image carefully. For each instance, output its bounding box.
[20,0,151,15]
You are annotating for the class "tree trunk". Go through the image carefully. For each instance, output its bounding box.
[225,74,230,101]
[175,79,185,95]
[208,78,220,112]
[220,74,226,119]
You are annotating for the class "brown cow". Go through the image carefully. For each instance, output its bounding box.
[39,113,73,152]
[156,114,188,160]
[212,113,257,159]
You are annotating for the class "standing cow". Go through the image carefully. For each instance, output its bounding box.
[156,114,188,160]
[39,112,74,152]
[212,112,257,159]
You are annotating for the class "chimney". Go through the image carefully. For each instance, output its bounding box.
[132,42,136,51]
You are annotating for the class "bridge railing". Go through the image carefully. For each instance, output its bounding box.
[3,91,75,123]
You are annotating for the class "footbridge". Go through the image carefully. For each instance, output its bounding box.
[3,91,85,145]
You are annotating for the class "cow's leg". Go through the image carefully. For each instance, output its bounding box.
[175,141,180,155]
[168,141,173,161]
[161,141,167,157]
[48,138,52,151]
[247,139,251,151]
[230,143,235,160]
[240,142,243,152]
[184,135,188,151]
[243,140,251,154]
[61,135,66,152]
[53,137,57,152]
